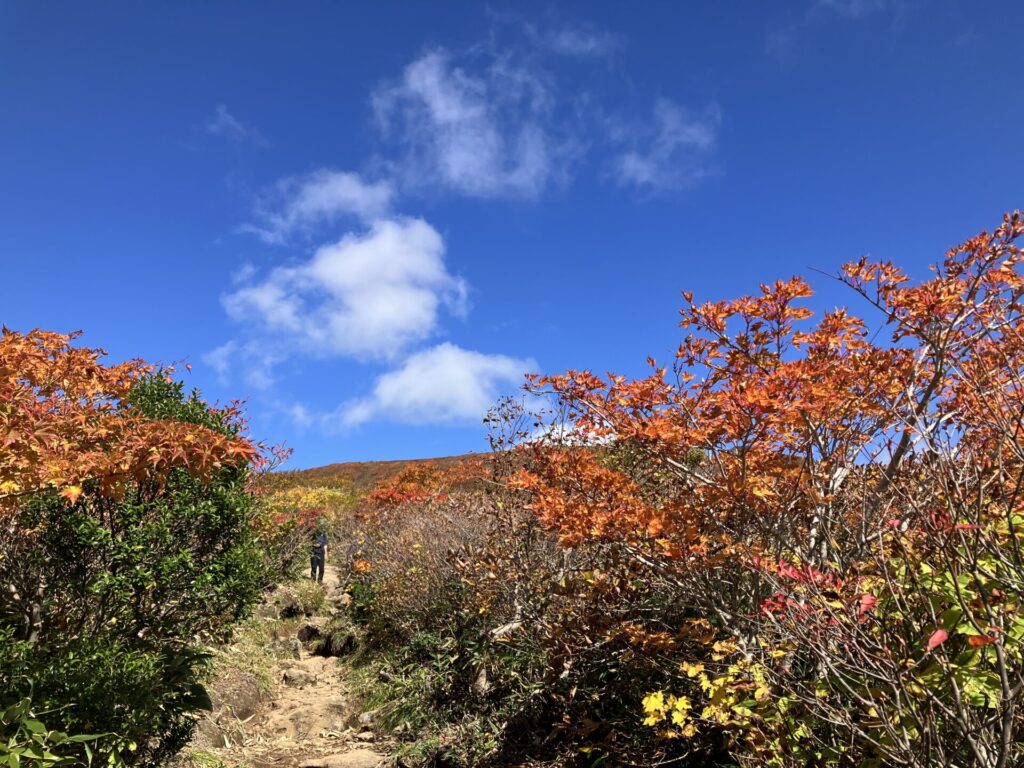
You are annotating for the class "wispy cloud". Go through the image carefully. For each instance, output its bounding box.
[206,104,269,147]
[768,0,911,57]
[528,23,622,58]
[223,216,466,361]
[611,98,721,191]
[372,48,573,199]
[202,340,237,383]
[340,343,534,427]
[241,169,394,244]
[816,0,894,19]
[202,339,284,390]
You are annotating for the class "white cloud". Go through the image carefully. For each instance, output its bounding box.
[340,343,535,426]
[206,104,269,147]
[242,170,394,244]
[372,48,569,199]
[287,403,314,428]
[611,98,721,191]
[223,217,466,361]
[531,24,621,57]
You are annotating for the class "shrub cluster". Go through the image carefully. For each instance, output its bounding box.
[349,212,1024,768]
[349,422,700,766]
[0,354,270,766]
[255,484,356,577]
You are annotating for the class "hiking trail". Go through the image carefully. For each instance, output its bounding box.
[188,564,388,768]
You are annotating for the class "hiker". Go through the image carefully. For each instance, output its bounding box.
[310,519,328,583]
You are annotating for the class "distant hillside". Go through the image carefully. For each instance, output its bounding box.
[270,453,482,491]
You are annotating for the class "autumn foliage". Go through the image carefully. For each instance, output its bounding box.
[0,330,270,766]
[0,329,257,510]
[256,484,356,575]
[512,211,1024,766]
[348,212,1024,768]
[363,457,488,511]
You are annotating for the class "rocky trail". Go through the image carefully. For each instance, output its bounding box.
[188,565,389,768]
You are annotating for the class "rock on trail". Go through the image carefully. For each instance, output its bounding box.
[299,751,386,768]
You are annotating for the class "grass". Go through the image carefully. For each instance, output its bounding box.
[208,617,277,698]
[175,750,237,768]
[291,579,327,615]
[345,638,508,768]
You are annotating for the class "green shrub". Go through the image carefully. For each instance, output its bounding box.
[0,375,268,766]
[0,697,122,768]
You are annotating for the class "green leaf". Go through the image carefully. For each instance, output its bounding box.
[22,720,44,736]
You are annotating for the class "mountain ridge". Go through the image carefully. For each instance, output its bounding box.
[272,452,482,491]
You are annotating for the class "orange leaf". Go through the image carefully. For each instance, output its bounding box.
[968,634,996,648]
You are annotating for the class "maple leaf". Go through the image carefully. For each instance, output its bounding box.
[60,484,83,504]
[0,329,259,516]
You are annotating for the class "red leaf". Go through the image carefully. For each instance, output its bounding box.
[857,594,877,616]
[926,629,948,651]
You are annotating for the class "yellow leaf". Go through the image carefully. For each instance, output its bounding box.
[682,662,705,678]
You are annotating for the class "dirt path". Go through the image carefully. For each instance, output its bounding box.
[191,566,388,768]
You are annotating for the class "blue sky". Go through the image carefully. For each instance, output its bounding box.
[2,1,1021,468]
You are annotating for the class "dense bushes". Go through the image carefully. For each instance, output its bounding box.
[349,212,1024,768]
[349,426,699,765]
[517,211,1024,767]
[256,484,356,577]
[0,336,270,767]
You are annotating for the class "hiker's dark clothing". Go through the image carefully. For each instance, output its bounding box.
[310,531,328,583]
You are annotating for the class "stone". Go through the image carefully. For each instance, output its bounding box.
[298,750,384,768]
[190,715,226,749]
[355,730,375,741]
[276,588,302,618]
[282,668,316,687]
[472,666,490,696]
[357,709,377,726]
[271,637,302,658]
[255,602,279,619]
[315,627,357,658]
[297,621,323,644]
